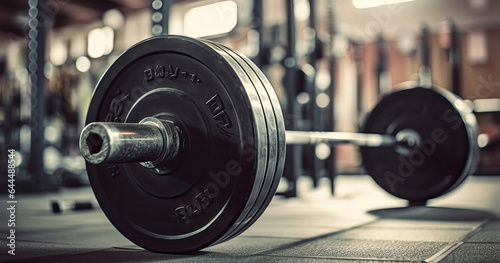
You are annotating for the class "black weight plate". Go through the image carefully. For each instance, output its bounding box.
[202,41,281,243]
[206,43,276,242]
[199,40,274,244]
[85,35,270,253]
[360,85,479,202]
[208,41,286,241]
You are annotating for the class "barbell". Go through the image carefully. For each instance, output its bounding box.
[79,35,479,253]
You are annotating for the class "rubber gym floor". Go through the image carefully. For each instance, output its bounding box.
[1,174,499,262]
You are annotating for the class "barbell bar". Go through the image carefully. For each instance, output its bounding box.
[80,123,407,166]
[79,35,479,253]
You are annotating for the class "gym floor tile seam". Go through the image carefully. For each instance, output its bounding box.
[423,241,463,263]
[254,254,423,262]
[437,243,500,263]
[422,220,492,263]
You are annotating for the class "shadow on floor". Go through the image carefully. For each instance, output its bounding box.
[368,206,498,221]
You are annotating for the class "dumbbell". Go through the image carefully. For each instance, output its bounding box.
[51,200,94,214]
[79,35,479,253]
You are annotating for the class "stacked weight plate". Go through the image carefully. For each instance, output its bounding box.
[84,35,285,253]
[201,40,286,244]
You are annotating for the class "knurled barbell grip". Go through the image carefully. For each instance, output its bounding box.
[285,131,397,147]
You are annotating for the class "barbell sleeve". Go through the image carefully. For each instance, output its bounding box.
[79,117,180,165]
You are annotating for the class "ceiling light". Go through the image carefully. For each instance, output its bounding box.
[352,0,415,9]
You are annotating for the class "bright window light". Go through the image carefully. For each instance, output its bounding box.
[295,0,310,22]
[102,26,114,55]
[76,56,91,72]
[88,27,114,58]
[352,0,415,9]
[315,143,331,160]
[103,9,124,30]
[50,40,67,66]
[88,28,106,58]
[184,1,237,38]
[316,93,330,108]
